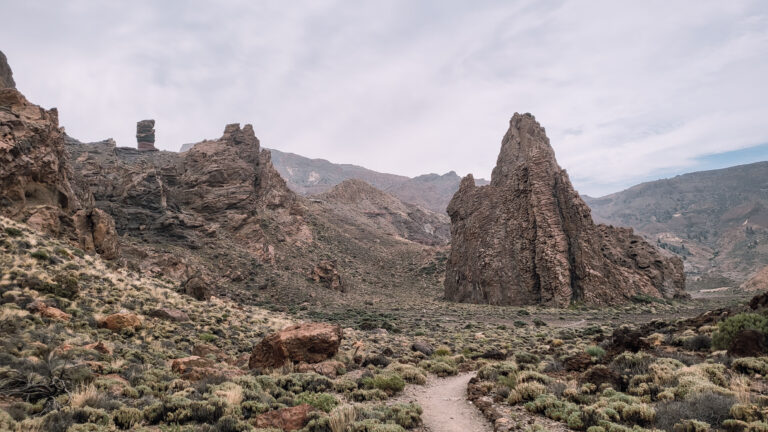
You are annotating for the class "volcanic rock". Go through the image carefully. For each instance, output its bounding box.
[99,312,142,332]
[136,119,157,151]
[253,404,315,431]
[310,260,344,291]
[296,360,345,378]
[444,113,686,307]
[27,300,71,321]
[249,322,342,369]
[0,57,118,259]
[74,208,119,259]
[0,51,14,89]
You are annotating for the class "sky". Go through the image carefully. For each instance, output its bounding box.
[2,0,767,196]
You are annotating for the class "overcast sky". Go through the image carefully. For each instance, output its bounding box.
[2,0,767,196]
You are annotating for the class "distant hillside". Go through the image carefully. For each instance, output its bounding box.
[584,161,768,288]
[268,149,488,213]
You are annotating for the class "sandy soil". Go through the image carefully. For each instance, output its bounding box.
[399,372,493,432]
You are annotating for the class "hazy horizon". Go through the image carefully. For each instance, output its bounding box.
[2,0,767,196]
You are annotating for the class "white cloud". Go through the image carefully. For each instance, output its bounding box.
[1,0,767,195]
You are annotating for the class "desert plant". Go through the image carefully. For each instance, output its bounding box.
[712,313,768,350]
[330,404,357,432]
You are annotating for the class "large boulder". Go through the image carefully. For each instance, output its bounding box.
[444,113,686,306]
[253,404,315,431]
[728,329,767,357]
[74,208,119,259]
[99,312,142,332]
[249,323,342,369]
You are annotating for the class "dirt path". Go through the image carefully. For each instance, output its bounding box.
[399,372,494,432]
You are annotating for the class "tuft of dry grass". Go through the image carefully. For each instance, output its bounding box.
[69,384,101,408]
[329,404,356,432]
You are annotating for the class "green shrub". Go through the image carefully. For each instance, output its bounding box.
[113,406,142,430]
[350,389,388,402]
[362,374,405,395]
[30,249,50,261]
[515,352,540,365]
[732,357,768,375]
[586,346,606,359]
[712,313,768,350]
[296,392,338,413]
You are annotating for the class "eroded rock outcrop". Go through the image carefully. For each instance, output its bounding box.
[310,260,344,291]
[0,60,119,258]
[136,119,157,151]
[445,113,686,306]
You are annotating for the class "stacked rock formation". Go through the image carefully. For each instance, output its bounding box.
[445,113,686,307]
[136,119,157,151]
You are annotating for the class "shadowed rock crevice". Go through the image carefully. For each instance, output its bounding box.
[445,113,686,307]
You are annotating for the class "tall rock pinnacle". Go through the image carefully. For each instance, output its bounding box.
[136,119,157,151]
[445,113,686,307]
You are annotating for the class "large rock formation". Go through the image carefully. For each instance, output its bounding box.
[0,57,119,257]
[136,119,157,151]
[445,113,686,307]
[0,50,15,89]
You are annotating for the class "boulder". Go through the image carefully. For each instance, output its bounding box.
[27,300,70,321]
[582,365,620,388]
[99,312,142,332]
[728,329,767,357]
[564,352,593,372]
[150,308,190,322]
[609,327,650,354]
[411,341,434,356]
[249,323,342,369]
[253,404,315,431]
[182,275,210,301]
[83,341,113,355]
[444,113,686,306]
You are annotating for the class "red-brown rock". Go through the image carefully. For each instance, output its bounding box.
[149,307,190,322]
[253,404,315,431]
[445,113,686,307]
[249,323,342,369]
[74,208,119,259]
[99,312,142,332]
[564,352,593,372]
[27,300,71,321]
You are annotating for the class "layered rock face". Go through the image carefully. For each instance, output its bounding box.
[0,61,119,257]
[445,113,685,306]
[136,119,157,151]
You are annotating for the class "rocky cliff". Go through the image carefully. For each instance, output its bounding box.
[0,55,118,258]
[445,113,686,307]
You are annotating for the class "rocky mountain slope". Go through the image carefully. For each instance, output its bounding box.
[315,179,449,246]
[445,113,686,306]
[265,148,488,213]
[584,161,768,288]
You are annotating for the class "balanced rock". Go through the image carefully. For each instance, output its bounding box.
[445,113,686,307]
[249,322,342,369]
[136,119,157,151]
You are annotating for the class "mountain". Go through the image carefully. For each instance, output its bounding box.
[584,161,768,288]
[228,147,488,213]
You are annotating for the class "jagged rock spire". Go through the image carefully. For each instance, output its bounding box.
[445,113,686,307]
[0,50,15,89]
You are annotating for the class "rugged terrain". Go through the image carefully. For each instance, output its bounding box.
[585,162,768,289]
[4,48,768,432]
[266,148,488,214]
[445,113,685,307]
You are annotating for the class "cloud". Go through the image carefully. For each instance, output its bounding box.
[1,0,767,195]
